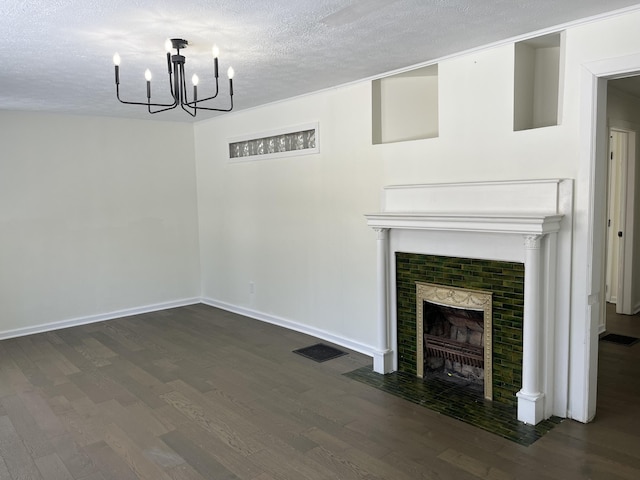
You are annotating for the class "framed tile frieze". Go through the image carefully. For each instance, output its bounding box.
[228,122,319,162]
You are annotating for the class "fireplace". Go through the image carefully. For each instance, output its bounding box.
[416,282,493,400]
[365,179,573,425]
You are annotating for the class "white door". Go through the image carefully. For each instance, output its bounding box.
[605,128,633,315]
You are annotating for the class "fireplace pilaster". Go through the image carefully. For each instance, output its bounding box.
[517,234,545,424]
[373,227,393,373]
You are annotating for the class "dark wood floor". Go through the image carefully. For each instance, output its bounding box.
[0,303,639,479]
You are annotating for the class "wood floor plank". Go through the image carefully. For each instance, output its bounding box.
[303,426,415,480]
[0,454,12,480]
[103,422,175,480]
[161,428,242,480]
[164,421,265,479]
[0,415,44,480]
[160,389,262,456]
[98,400,181,468]
[1,393,56,459]
[18,388,68,439]
[164,463,208,480]
[3,339,53,389]
[15,336,73,385]
[34,453,75,480]
[0,353,31,397]
[83,440,139,480]
[438,448,514,479]
[51,433,99,480]
[75,473,106,480]
[98,359,171,409]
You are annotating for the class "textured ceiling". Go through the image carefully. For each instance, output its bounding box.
[2,0,640,122]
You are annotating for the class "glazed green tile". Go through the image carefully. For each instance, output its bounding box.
[396,252,524,407]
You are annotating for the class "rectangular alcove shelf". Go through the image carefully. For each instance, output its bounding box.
[514,32,563,131]
[372,65,439,144]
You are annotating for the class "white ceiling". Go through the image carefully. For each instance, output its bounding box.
[3,0,640,122]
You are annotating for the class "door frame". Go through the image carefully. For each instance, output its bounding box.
[576,54,640,422]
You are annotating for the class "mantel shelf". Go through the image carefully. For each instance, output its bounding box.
[364,212,563,235]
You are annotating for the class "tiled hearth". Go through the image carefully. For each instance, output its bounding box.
[344,366,562,445]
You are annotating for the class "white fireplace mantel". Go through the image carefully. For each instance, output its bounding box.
[365,212,563,235]
[365,179,573,425]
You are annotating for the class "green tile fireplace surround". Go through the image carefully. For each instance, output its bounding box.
[396,252,525,407]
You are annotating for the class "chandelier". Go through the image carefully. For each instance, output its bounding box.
[113,38,234,117]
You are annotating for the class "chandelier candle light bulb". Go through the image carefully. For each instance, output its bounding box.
[113,37,234,117]
[192,74,199,102]
[212,44,220,77]
[144,69,152,99]
[113,53,121,84]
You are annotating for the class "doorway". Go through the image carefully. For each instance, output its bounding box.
[576,56,640,424]
[605,123,635,317]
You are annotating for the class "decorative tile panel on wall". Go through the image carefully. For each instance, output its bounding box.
[228,122,319,161]
[396,252,524,406]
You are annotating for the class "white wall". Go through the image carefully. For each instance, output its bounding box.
[194,43,576,351]
[0,111,201,336]
[194,7,640,423]
[195,87,384,351]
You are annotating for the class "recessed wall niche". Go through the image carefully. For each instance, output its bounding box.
[513,33,562,131]
[372,65,439,144]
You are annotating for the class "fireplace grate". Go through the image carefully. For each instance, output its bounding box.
[425,334,483,368]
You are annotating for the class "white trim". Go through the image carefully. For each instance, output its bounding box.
[0,298,201,340]
[365,213,563,235]
[201,297,376,357]
[0,297,377,363]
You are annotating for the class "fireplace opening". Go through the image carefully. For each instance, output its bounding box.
[423,302,485,390]
[416,282,493,400]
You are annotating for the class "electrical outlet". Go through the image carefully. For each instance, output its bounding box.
[249,281,255,294]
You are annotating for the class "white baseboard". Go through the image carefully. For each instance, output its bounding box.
[201,297,376,359]
[1,297,377,363]
[0,297,201,341]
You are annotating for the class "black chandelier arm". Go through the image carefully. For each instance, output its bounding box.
[167,71,177,100]
[147,102,182,114]
[180,103,197,117]
[116,84,178,109]
[191,75,220,104]
[184,75,234,109]
[189,83,220,104]
[183,95,233,112]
